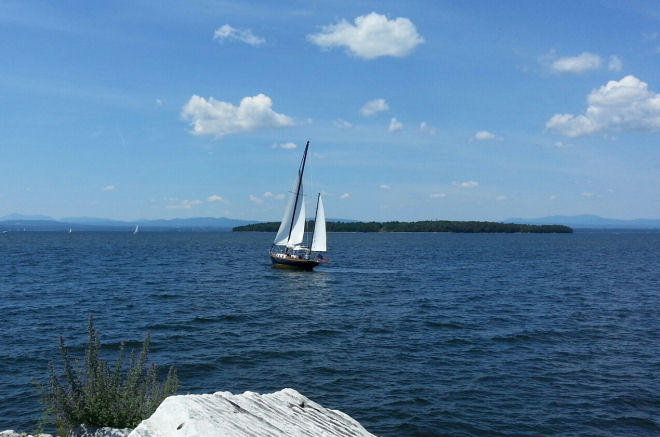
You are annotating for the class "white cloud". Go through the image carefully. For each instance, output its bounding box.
[155,98,166,106]
[545,75,660,137]
[379,184,391,190]
[334,119,353,129]
[264,191,285,200]
[167,199,202,210]
[249,194,263,204]
[420,122,436,135]
[474,130,496,140]
[360,98,389,117]
[642,32,658,42]
[307,12,424,59]
[430,193,446,199]
[452,181,479,188]
[608,55,623,72]
[207,194,224,202]
[551,52,602,73]
[340,193,350,199]
[271,142,297,149]
[103,185,115,191]
[213,25,265,46]
[181,94,294,137]
[389,117,403,132]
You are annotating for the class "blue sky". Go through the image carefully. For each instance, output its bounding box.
[1,0,659,222]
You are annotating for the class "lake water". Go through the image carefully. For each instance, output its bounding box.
[1,231,658,436]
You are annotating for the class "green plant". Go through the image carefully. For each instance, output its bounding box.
[43,315,178,436]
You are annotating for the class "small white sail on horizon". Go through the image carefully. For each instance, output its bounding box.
[134,225,139,234]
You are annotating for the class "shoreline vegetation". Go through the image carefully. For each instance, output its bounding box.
[40,315,178,436]
[233,220,573,234]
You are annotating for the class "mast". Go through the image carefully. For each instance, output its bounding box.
[285,141,309,247]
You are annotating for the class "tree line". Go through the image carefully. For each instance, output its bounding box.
[233,220,573,233]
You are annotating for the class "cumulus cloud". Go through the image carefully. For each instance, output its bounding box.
[167,199,202,210]
[545,75,660,137]
[452,181,479,188]
[207,194,224,202]
[249,194,263,204]
[474,130,496,140]
[213,25,265,46]
[389,117,403,132]
[379,184,391,190]
[264,192,285,200]
[642,32,658,42]
[360,98,389,117]
[340,193,350,199]
[307,12,424,59]
[103,185,115,191]
[181,94,294,137]
[271,142,297,149]
[551,52,602,73]
[334,119,353,129]
[420,122,436,135]
[608,55,623,72]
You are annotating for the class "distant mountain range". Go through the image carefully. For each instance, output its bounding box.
[2,213,659,232]
[0,214,256,232]
[505,214,660,229]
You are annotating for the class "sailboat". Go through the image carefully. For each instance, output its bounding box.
[269,141,328,270]
[133,225,139,234]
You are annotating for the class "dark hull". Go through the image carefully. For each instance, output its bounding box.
[270,254,320,270]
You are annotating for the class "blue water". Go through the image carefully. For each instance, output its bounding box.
[1,231,658,436]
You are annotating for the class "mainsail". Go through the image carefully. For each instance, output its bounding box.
[273,142,308,248]
[311,193,326,252]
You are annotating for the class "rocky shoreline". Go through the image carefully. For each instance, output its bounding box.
[2,388,374,437]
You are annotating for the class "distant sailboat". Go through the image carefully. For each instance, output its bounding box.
[133,225,139,234]
[269,141,328,270]
[68,228,72,233]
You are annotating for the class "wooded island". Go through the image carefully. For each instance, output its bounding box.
[233,220,573,233]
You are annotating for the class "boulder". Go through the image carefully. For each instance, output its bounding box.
[69,425,131,437]
[129,388,374,437]
[0,432,52,437]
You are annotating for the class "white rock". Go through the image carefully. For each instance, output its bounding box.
[0,431,53,437]
[69,425,131,437]
[129,388,375,437]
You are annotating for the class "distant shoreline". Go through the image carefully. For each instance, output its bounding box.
[233,220,573,234]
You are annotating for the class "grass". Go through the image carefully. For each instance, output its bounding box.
[41,315,178,436]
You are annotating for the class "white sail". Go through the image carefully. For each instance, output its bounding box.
[311,194,326,252]
[273,178,306,248]
[288,189,305,247]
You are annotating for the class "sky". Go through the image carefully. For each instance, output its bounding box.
[1,0,659,222]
